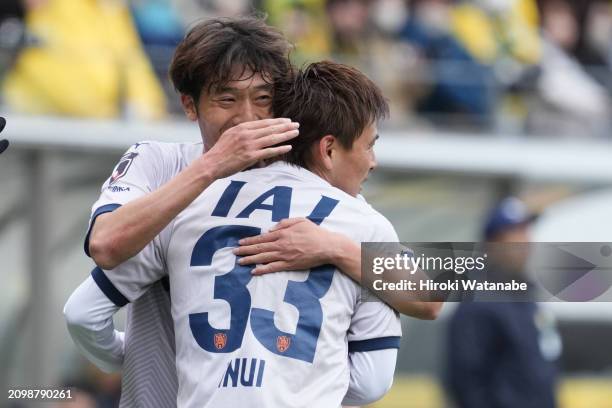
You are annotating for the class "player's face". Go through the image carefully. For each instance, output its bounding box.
[329,123,378,196]
[185,69,274,149]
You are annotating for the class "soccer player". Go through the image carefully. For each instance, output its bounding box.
[69,16,298,407]
[66,61,402,407]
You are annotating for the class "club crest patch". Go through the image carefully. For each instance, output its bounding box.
[214,333,227,350]
[110,152,138,185]
[277,335,291,353]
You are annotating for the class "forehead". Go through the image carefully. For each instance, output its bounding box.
[215,67,272,93]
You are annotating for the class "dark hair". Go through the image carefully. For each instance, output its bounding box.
[169,15,292,102]
[272,61,389,168]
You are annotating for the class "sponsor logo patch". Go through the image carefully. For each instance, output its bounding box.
[107,186,131,193]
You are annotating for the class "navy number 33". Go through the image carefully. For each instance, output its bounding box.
[188,196,339,363]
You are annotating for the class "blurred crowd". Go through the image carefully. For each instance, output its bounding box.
[0,0,610,135]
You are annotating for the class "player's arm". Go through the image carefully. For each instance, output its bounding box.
[343,348,398,406]
[65,235,167,372]
[89,119,298,269]
[63,274,124,373]
[343,283,403,405]
[234,218,443,319]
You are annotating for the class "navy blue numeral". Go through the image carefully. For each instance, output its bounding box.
[189,225,260,353]
[249,195,339,362]
[188,195,339,362]
[250,266,334,363]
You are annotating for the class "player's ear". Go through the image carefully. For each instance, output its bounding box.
[317,135,336,171]
[181,94,198,121]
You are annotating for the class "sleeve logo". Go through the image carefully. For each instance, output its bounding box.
[110,152,139,185]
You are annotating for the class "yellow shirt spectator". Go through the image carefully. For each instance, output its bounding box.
[451,0,541,65]
[264,0,331,63]
[3,0,166,119]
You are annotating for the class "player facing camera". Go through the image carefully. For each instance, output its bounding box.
[170,15,297,158]
[271,61,388,197]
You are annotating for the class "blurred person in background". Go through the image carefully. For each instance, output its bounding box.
[124,0,256,115]
[396,0,542,129]
[326,0,374,57]
[130,0,184,49]
[397,0,496,128]
[264,0,423,125]
[328,0,426,124]
[446,197,562,408]
[527,0,611,137]
[264,0,332,63]
[0,0,26,82]
[1,0,166,119]
[128,0,186,113]
[573,0,612,82]
[172,0,254,25]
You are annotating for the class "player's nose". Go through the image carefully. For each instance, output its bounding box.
[237,100,259,122]
[370,153,377,171]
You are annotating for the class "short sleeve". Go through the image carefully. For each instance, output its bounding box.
[84,142,167,256]
[95,142,167,207]
[347,210,402,351]
[368,212,400,243]
[347,300,402,352]
[91,231,169,305]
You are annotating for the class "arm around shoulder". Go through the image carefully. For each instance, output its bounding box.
[88,156,215,269]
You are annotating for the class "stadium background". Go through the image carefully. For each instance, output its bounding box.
[0,0,611,407]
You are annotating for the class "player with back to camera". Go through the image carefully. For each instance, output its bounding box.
[67,59,403,407]
[64,15,441,408]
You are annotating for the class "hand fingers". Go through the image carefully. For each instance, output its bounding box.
[252,122,299,139]
[252,261,290,275]
[240,118,292,130]
[238,230,281,246]
[238,252,282,266]
[234,241,279,256]
[270,217,308,231]
[256,145,293,161]
[255,128,299,148]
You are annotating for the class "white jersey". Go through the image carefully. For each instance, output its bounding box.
[98,161,402,408]
[86,141,202,407]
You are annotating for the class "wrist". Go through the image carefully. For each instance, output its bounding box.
[326,232,355,265]
[327,233,361,282]
[192,154,219,184]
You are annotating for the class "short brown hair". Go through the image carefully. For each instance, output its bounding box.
[169,15,292,102]
[272,61,389,168]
